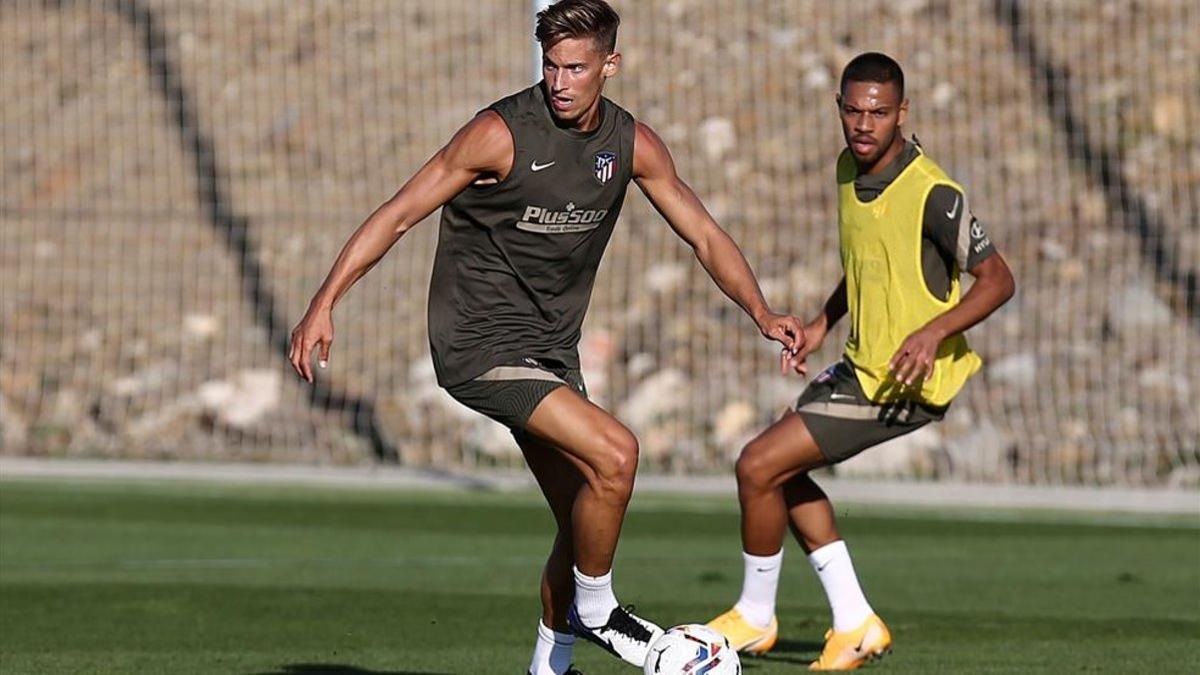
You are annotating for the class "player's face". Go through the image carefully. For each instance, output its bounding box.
[837,80,908,171]
[542,37,619,125]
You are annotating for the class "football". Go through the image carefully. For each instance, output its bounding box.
[643,624,741,675]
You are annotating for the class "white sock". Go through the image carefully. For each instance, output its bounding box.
[573,566,619,627]
[732,549,783,628]
[808,540,874,632]
[528,620,575,675]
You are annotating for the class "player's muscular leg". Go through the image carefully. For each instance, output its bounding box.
[735,412,832,555]
[783,473,841,553]
[517,430,586,632]
[525,387,639,576]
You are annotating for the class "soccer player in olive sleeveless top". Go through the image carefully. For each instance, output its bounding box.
[288,2,804,673]
[706,53,1016,670]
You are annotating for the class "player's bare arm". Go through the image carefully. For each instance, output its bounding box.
[631,121,804,353]
[288,112,514,382]
[889,253,1016,385]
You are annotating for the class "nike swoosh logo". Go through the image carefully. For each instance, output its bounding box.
[530,160,556,172]
[572,616,619,656]
[816,560,832,572]
[593,633,623,658]
[755,566,777,573]
[945,195,960,220]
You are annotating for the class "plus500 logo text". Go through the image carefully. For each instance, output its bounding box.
[516,205,609,233]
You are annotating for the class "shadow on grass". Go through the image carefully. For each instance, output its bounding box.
[738,638,825,668]
[247,665,451,675]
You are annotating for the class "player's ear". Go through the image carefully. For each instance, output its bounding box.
[898,97,909,127]
[603,52,621,77]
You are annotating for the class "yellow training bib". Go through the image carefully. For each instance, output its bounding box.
[837,147,981,406]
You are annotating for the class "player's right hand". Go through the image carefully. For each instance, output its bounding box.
[782,317,828,377]
[757,312,806,352]
[288,308,334,383]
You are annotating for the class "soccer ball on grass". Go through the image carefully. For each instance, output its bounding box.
[643,623,740,675]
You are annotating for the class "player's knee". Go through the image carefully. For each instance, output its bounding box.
[735,439,775,492]
[592,428,639,501]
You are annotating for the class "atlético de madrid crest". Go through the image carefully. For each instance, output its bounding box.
[594,151,616,185]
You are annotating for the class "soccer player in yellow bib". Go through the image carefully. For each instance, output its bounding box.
[707,53,1016,670]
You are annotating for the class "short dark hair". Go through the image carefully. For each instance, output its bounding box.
[840,52,905,99]
[535,0,620,54]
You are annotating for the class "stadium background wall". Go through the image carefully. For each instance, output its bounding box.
[1,0,1196,489]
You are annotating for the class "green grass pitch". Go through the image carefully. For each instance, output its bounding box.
[1,478,1196,674]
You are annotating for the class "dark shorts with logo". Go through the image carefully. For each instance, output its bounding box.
[795,360,948,464]
[443,358,588,430]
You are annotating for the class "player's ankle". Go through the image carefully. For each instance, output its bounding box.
[734,549,782,628]
[573,566,619,627]
[529,620,575,675]
[808,540,874,632]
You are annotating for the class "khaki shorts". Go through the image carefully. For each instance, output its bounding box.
[443,358,588,430]
[795,360,947,464]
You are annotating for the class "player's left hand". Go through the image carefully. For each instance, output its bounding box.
[889,326,945,387]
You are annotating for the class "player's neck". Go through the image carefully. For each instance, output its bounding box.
[857,136,906,176]
[573,102,603,133]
